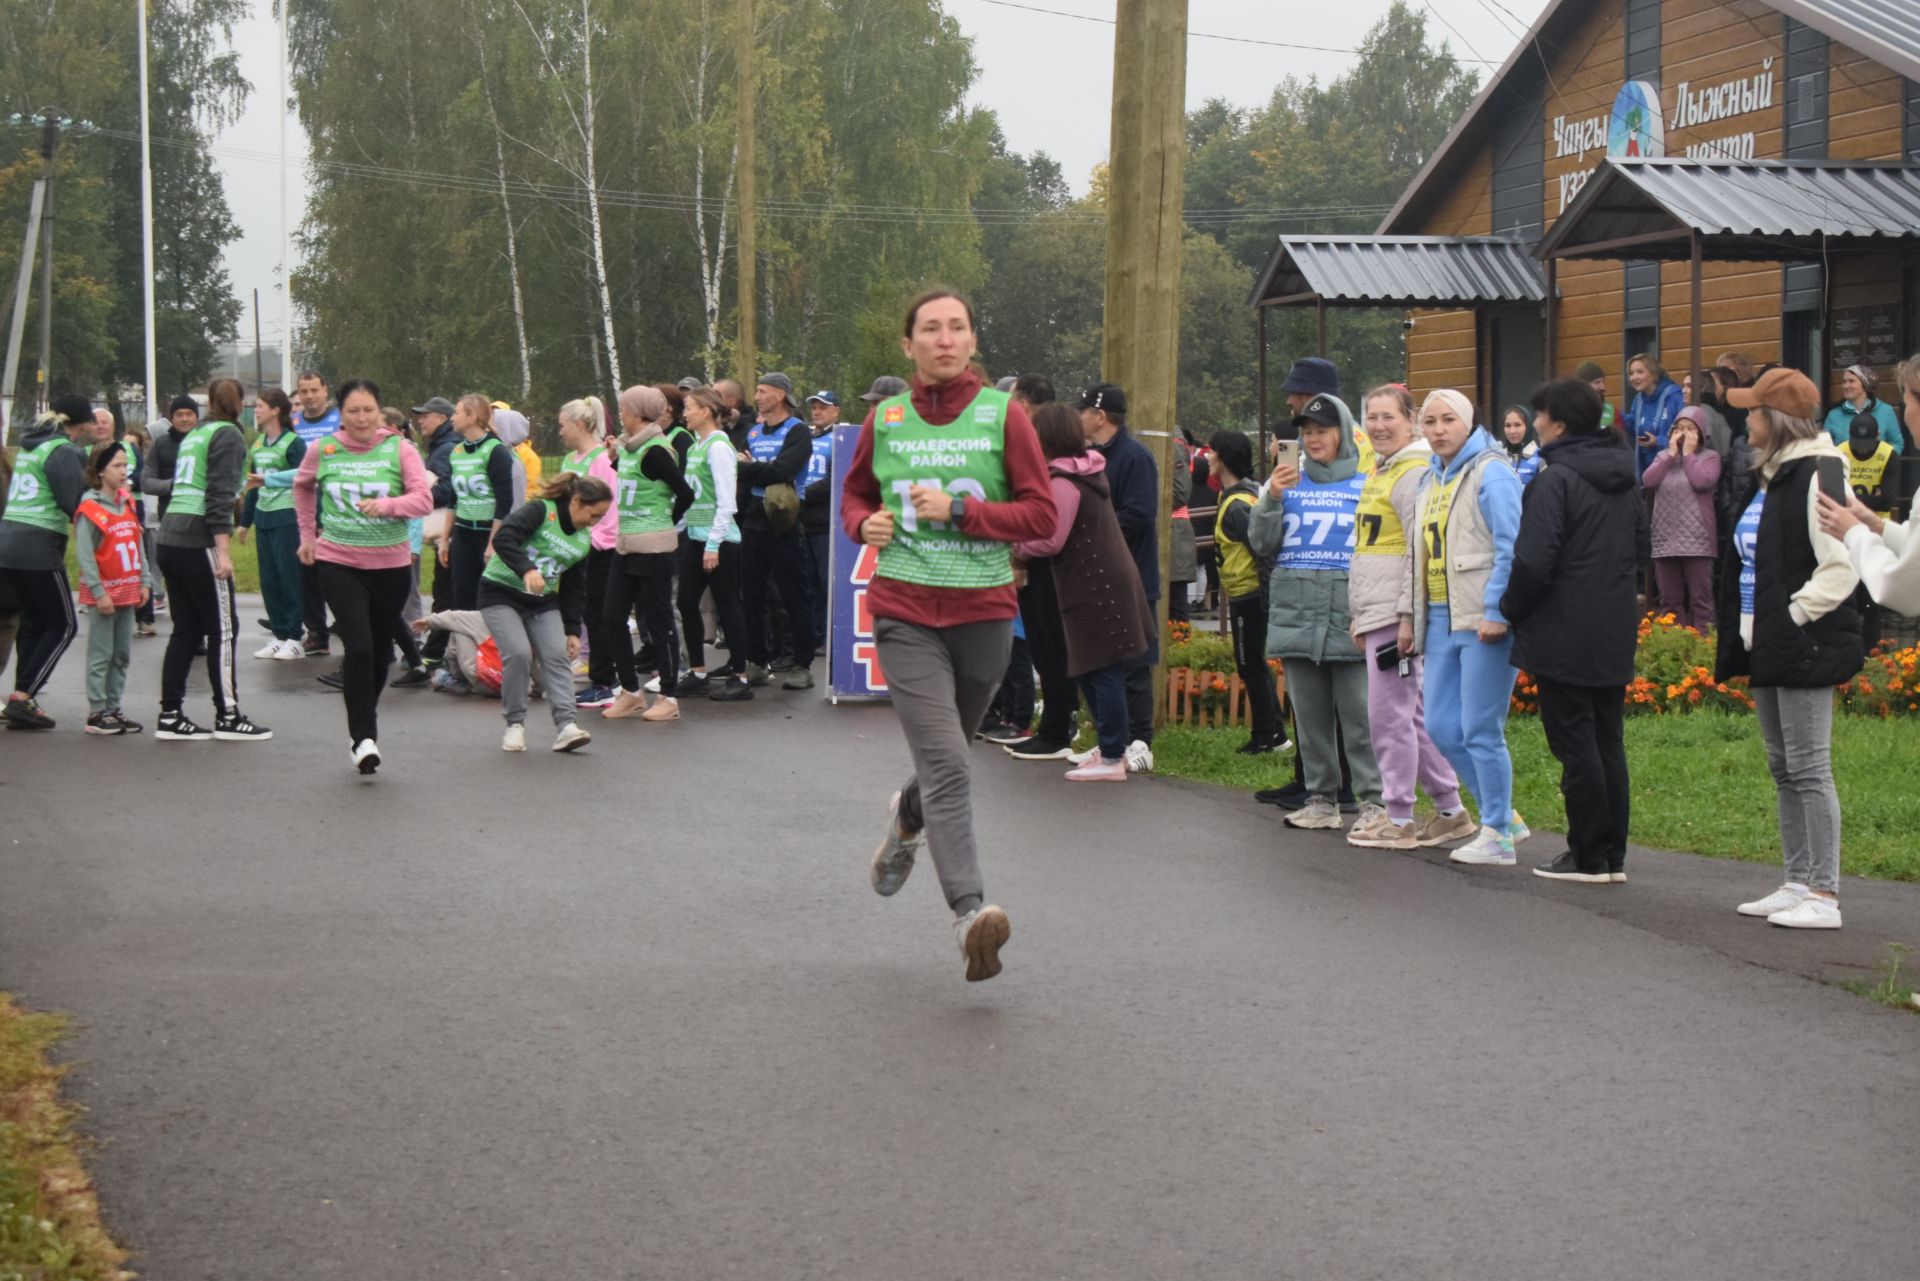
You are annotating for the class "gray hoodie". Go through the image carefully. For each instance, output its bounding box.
[0,419,88,571]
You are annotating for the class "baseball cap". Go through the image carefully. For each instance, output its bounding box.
[860,376,909,403]
[1573,360,1606,382]
[757,372,801,410]
[806,389,839,407]
[1726,367,1820,421]
[1077,383,1127,415]
[412,396,456,416]
[676,376,704,391]
[1292,394,1344,428]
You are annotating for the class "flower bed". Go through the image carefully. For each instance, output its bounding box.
[1510,613,1919,718]
[1165,620,1285,729]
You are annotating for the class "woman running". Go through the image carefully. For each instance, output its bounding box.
[0,393,92,729]
[481,470,612,753]
[241,387,307,660]
[605,385,695,720]
[155,377,271,742]
[675,387,754,702]
[844,289,1055,981]
[1346,385,1471,850]
[1410,390,1525,865]
[294,378,434,773]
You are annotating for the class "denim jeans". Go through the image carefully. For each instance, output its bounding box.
[1080,664,1129,761]
[1422,606,1517,830]
[1753,684,1841,894]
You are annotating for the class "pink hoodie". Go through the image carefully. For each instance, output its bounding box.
[293,427,436,570]
[1015,452,1106,561]
[581,448,620,551]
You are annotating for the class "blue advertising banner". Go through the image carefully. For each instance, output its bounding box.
[828,423,890,702]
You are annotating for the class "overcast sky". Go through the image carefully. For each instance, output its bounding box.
[211,0,1552,345]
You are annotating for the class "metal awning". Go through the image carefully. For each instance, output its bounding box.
[1537,158,1920,262]
[1249,235,1547,309]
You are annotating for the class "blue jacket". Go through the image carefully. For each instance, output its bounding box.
[1091,424,1160,602]
[1427,427,1524,626]
[1627,380,1684,476]
[1821,399,1903,452]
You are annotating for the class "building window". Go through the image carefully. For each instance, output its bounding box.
[1784,19,1829,158]
[1624,260,1659,329]
[1625,0,1660,82]
[1783,311,1823,381]
[1625,326,1657,380]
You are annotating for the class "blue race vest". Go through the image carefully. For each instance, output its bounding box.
[800,432,833,496]
[292,405,342,445]
[1278,473,1366,572]
[745,416,801,498]
[1735,490,1764,615]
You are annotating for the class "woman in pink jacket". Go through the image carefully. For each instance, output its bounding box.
[1644,405,1722,632]
[295,378,436,774]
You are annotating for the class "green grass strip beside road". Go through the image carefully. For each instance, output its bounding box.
[0,996,130,1280]
[1149,713,1920,884]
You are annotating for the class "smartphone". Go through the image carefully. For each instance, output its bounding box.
[1815,455,1850,505]
[1271,439,1301,472]
[1374,641,1401,671]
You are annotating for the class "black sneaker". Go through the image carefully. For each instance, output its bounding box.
[1256,782,1309,809]
[155,710,213,741]
[708,676,755,702]
[1236,737,1280,755]
[257,618,274,632]
[769,655,799,673]
[303,632,330,657]
[1532,851,1613,884]
[318,668,345,690]
[677,671,713,697]
[2,696,55,730]
[85,710,128,735]
[977,720,1026,744]
[391,666,431,688]
[214,712,273,741]
[1006,736,1073,761]
[112,710,145,734]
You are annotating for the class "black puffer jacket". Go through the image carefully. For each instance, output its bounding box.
[1502,434,1648,687]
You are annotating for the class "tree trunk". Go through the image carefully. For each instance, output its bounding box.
[579,0,621,401]
[477,40,533,404]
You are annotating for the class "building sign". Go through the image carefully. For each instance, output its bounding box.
[1830,303,1904,371]
[1554,62,1777,213]
[827,422,889,702]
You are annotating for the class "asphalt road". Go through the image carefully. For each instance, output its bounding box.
[2,603,1916,1280]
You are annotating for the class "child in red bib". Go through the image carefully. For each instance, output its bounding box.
[73,442,154,734]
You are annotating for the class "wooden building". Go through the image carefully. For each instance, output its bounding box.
[1258,0,1920,418]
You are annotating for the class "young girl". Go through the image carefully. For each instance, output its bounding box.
[1013,401,1152,781]
[479,470,612,753]
[74,442,155,734]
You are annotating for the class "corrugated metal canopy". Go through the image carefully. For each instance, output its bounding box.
[1538,158,1920,261]
[1773,0,1920,85]
[1249,235,1546,309]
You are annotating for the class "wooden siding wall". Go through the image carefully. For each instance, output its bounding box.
[1397,0,1913,409]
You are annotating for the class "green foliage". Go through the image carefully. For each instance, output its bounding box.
[1840,943,1916,1011]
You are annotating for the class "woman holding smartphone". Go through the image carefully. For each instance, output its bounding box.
[842,289,1055,982]
[1716,368,1861,929]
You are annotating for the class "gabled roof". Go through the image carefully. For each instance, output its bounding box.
[1249,235,1545,309]
[1536,158,1920,260]
[1379,0,1920,237]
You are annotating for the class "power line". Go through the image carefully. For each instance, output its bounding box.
[968,0,1505,63]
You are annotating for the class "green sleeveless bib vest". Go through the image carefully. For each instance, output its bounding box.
[869,388,1012,589]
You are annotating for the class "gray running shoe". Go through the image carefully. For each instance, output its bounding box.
[955,905,1011,982]
[870,791,923,896]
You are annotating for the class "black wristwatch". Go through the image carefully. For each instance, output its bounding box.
[948,494,969,525]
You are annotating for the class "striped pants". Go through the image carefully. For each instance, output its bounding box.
[1,566,77,697]
[157,544,240,717]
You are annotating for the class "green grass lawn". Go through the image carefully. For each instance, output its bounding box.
[1149,712,1920,884]
[67,532,263,596]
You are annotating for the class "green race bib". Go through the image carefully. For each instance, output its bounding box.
[451,437,501,523]
[314,434,408,547]
[1,437,77,533]
[252,430,299,514]
[171,421,239,518]
[482,500,591,596]
[616,436,676,536]
[869,388,1013,589]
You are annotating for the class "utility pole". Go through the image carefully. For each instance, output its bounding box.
[1103,0,1188,723]
[1,170,47,443]
[253,289,265,404]
[735,0,757,392]
[36,112,59,415]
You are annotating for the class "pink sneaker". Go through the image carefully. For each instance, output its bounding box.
[1065,756,1128,782]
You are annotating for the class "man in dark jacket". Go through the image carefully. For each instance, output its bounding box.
[1079,383,1159,768]
[1502,377,1649,885]
[736,372,818,688]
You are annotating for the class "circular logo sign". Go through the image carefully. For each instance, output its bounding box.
[1608,80,1665,159]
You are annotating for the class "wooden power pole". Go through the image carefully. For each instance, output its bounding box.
[735,0,757,391]
[1104,0,1188,722]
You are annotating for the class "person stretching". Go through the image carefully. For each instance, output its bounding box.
[481,471,611,753]
[294,379,435,773]
[843,289,1055,981]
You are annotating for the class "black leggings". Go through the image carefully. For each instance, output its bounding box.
[2,566,76,697]
[448,523,492,609]
[584,548,619,689]
[318,561,412,745]
[606,554,679,695]
[157,543,238,716]
[677,538,746,673]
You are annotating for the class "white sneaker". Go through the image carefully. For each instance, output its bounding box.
[1507,814,1532,844]
[1768,895,1842,929]
[1449,826,1516,866]
[1737,884,1810,918]
[351,739,381,775]
[502,725,527,752]
[1348,801,1389,833]
[1285,795,1344,829]
[552,722,592,753]
[252,641,280,659]
[273,639,304,660]
[643,675,662,694]
[1124,739,1154,773]
[1065,746,1098,766]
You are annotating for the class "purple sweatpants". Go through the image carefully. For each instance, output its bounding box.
[1360,623,1463,823]
[1654,556,1715,634]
